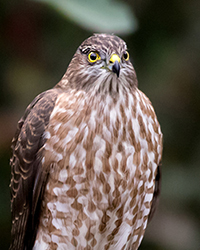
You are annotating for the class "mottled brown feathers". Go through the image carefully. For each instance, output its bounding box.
[9,88,61,250]
[10,34,162,250]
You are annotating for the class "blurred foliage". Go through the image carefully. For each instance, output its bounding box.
[1,0,200,249]
[35,0,138,34]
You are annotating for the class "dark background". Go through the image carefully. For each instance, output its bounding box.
[1,0,200,249]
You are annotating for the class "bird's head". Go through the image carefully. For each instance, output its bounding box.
[63,34,138,94]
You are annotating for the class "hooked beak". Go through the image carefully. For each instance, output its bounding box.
[112,60,120,77]
[109,54,120,77]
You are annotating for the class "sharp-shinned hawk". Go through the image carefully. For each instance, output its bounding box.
[9,34,163,250]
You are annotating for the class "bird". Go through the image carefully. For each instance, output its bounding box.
[9,33,163,250]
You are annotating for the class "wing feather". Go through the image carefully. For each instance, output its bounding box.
[148,163,161,222]
[9,88,61,250]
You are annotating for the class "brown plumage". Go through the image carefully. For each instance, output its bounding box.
[9,34,163,250]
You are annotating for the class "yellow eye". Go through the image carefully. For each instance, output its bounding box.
[123,51,129,61]
[88,52,101,63]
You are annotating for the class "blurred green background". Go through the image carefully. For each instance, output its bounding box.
[1,0,200,249]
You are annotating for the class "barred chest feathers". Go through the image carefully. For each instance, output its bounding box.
[33,87,162,250]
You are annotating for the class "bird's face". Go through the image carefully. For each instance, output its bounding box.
[82,47,129,79]
[65,34,137,93]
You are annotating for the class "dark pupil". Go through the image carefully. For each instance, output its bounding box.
[124,52,128,60]
[90,53,97,61]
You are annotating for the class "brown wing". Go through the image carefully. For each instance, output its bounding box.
[148,163,161,222]
[9,88,61,250]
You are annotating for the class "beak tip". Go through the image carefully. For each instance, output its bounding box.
[112,61,120,77]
